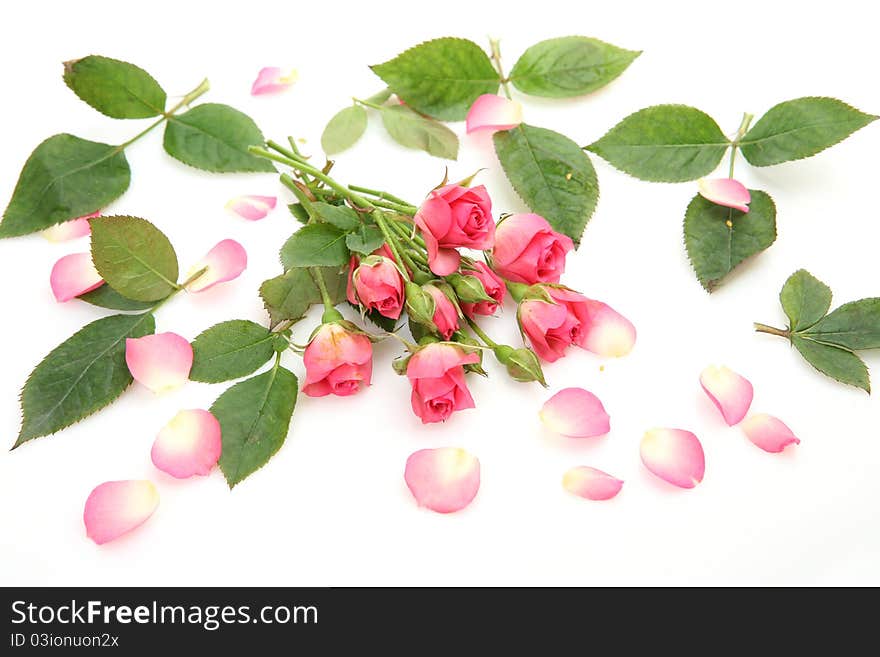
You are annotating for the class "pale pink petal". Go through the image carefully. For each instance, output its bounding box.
[699,365,754,426]
[151,409,222,478]
[50,253,104,302]
[698,178,751,213]
[226,195,277,221]
[185,239,247,293]
[429,247,462,276]
[562,466,623,500]
[466,94,523,133]
[582,301,636,357]
[125,333,193,393]
[405,447,480,514]
[540,387,610,438]
[741,413,800,453]
[250,67,298,95]
[640,428,705,489]
[83,480,159,545]
[41,212,97,242]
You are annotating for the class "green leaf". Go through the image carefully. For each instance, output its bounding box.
[212,365,298,487]
[77,285,158,311]
[288,203,310,223]
[587,105,729,182]
[163,103,275,173]
[321,105,368,155]
[14,312,155,446]
[345,224,385,255]
[804,299,880,350]
[260,266,347,327]
[311,202,360,230]
[280,224,350,269]
[356,305,399,333]
[63,55,166,119]
[493,123,598,244]
[740,97,878,167]
[190,320,275,383]
[509,36,640,98]
[780,269,832,331]
[90,215,179,301]
[684,190,776,292]
[792,335,870,393]
[380,105,459,160]
[0,134,130,238]
[371,37,499,121]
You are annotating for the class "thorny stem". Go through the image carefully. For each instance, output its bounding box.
[117,78,210,151]
[465,315,499,349]
[754,322,790,338]
[353,97,385,111]
[348,185,413,208]
[310,267,335,312]
[373,211,409,276]
[489,38,512,99]
[728,112,755,178]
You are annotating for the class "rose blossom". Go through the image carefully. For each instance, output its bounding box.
[348,255,404,319]
[491,213,573,284]
[407,343,479,424]
[302,322,373,397]
[422,284,460,340]
[458,262,505,317]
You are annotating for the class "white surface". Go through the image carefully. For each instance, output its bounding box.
[1,0,878,587]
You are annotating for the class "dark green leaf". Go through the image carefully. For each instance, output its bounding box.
[14,312,155,446]
[90,215,179,301]
[780,269,832,331]
[493,123,598,244]
[321,105,368,155]
[345,224,385,255]
[63,55,166,119]
[509,36,640,98]
[213,366,299,487]
[356,305,399,332]
[792,335,870,393]
[260,266,347,327]
[288,203,310,223]
[371,37,499,120]
[804,298,880,350]
[163,103,275,173]
[0,134,130,238]
[280,224,349,268]
[77,285,158,311]
[740,97,878,167]
[311,202,360,230]
[380,105,459,160]
[587,105,729,182]
[190,320,275,383]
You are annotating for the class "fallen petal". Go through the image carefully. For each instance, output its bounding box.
[540,387,610,438]
[84,480,159,545]
[699,365,754,426]
[151,409,222,478]
[640,428,705,489]
[126,333,193,393]
[562,466,623,500]
[50,253,104,302]
[581,301,636,358]
[226,195,277,221]
[698,178,751,213]
[185,239,247,293]
[405,447,480,513]
[741,413,801,453]
[466,94,523,133]
[42,212,97,242]
[251,67,298,95]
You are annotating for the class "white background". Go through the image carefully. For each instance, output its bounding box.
[1,0,878,586]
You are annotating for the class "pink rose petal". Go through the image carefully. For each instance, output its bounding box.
[42,212,97,242]
[405,447,480,513]
[698,178,751,213]
[226,195,277,221]
[741,413,801,453]
[83,480,159,545]
[466,94,523,133]
[640,428,705,489]
[540,387,610,438]
[582,301,637,358]
[185,239,247,293]
[151,409,222,478]
[699,365,754,426]
[251,67,298,95]
[125,333,193,393]
[562,466,623,501]
[50,253,104,302]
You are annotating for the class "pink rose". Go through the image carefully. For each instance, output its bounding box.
[414,184,495,276]
[349,255,404,319]
[423,284,460,340]
[407,343,479,424]
[302,322,373,397]
[459,262,505,318]
[491,213,573,284]
[518,286,636,362]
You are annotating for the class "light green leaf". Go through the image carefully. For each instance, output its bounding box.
[493,123,598,244]
[14,312,155,446]
[792,335,870,393]
[345,224,385,255]
[90,215,179,301]
[78,285,158,311]
[260,266,347,327]
[380,105,459,160]
[321,105,368,155]
[213,365,299,487]
[190,320,275,383]
[288,203,310,224]
[509,36,640,98]
[311,202,360,230]
[371,37,499,120]
[0,134,130,238]
[280,224,350,269]
[780,269,832,331]
[63,55,166,119]
[804,298,880,350]
[163,103,275,173]
[740,97,878,167]
[587,105,729,182]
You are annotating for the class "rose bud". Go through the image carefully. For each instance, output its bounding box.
[414,184,495,276]
[423,284,460,340]
[349,255,405,319]
[404,280,437,330]
[451,331,488,377]
[406,343,479,424]
[302,321,373,397]
[493,345,546,385]
[452,262,506,317]
[491,213,574,284]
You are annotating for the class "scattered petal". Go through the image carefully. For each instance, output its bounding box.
[185,239,247,293]
[405,447,480,513]
[699,365,754,426]
[42,212,97,242]
[562,466,623,500]
[741,413,801,453]
[466,94,523,133]
[126,333,193,393]
[151,409,222,478]
[540,387,610,438]
[84,480,159,545]
[50,253,103,302]
[251,67,298,95]
[581,301,637,358]
[698,178,751,213]
[226,195,277,221]
[640,428,705,489]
